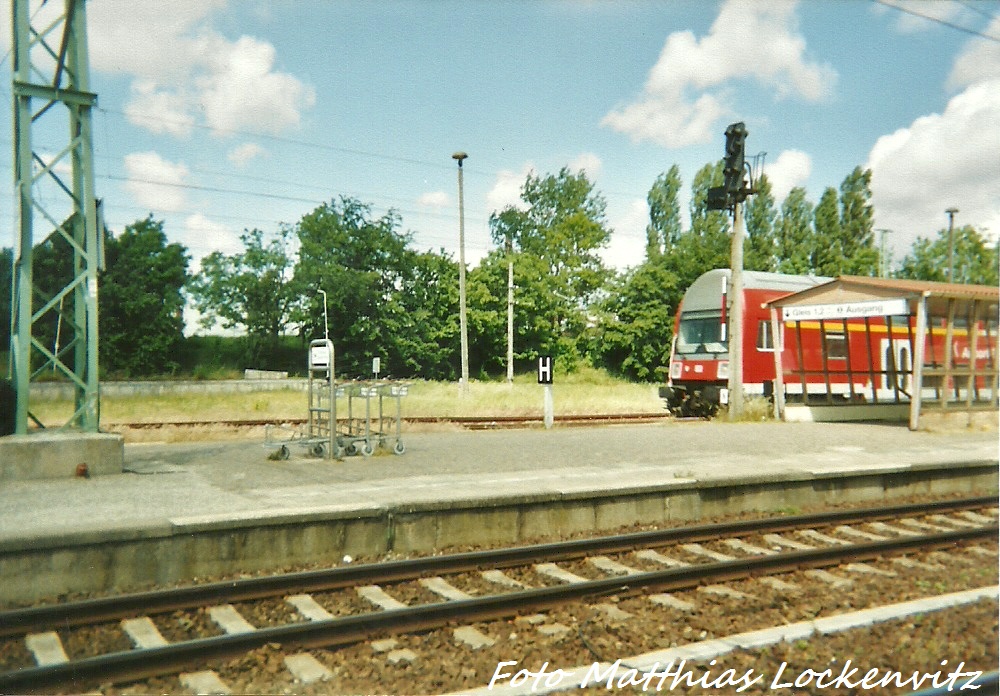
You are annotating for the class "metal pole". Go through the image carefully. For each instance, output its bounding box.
[727,200,745,420]
[318,289,329,342]
[452,152,470,395]
[506,233,514,385]
[11,0,101,433]
[876,228,892,278]
[945,207,958,283]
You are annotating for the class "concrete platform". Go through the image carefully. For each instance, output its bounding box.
[0,421,996,605]
[0,431,124,482]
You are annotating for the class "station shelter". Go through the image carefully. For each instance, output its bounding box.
[765,276,999,430]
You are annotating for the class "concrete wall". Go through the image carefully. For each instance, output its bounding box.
[30,379,309,401]
[0,461,994,606]
[0,432,124,482]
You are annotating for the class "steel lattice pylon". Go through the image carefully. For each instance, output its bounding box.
[9,0,101,433]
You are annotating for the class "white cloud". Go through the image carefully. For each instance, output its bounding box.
[417,191,450,208]
[85,0,315,138]
[123,151,190,212]
[486,163,536,214]
[227,142,267,168]
[764,149,812,203]
[87,1,226,80]
[124,80,197,137]
[195,34,316,135]
[873,0,964,34]
[867,78,1000,255]
[948,16,1000,90]
[180,214,242,273]
[603,198,649,270]
[568,152,603,179]
[602,0,836,148]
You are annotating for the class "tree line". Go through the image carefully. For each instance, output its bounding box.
[2,160,996,381]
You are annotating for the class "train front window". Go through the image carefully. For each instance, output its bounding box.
[676,311,727,354]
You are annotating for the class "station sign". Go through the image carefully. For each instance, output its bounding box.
[309,342,333,370]
[781,298,908,322]
[537,356,553,385]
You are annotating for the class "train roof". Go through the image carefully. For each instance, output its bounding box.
[681,269,830,312]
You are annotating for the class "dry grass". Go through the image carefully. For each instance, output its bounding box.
[30,368,664,428]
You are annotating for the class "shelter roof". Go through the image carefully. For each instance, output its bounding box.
[766,276,998,314]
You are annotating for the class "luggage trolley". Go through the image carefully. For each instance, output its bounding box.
[265,339,339,459]
[335,381,376,457]
[375,380,407,454]
[333,379,408,456]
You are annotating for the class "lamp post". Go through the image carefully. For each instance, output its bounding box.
[945,207,959,283]
[876,228,892,278]
[318,289,329,342]
[453,151,470,394]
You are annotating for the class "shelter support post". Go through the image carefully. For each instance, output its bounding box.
[964,300,981,426]
[909,293,928,431]
[941,299,956,408]
[770,306,785,420]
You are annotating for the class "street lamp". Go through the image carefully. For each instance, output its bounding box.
[876,228,892,278]
[318,289,329,342]
[452,151,470,394]
[945,207,959,283]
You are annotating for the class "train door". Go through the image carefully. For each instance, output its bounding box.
[880,338,911,394]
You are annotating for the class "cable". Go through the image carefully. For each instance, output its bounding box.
[956,0,999,23]
[874,0,1000,42]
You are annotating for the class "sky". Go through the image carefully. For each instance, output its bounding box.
[1,0,998,289]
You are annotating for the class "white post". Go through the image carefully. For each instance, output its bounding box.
[538,356,554,429]
[909,294,928,431]
[728,201,745,420]
[770,305,785,420]
[507,258,514,384]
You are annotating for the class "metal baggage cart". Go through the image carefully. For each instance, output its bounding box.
[374,381,407,454]
[335,381,376,457]
[266,339,339,459]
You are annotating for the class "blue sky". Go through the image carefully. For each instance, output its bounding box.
[2,0,998,286]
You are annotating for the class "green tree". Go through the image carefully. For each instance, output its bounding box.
[838,166,879,275]
[897,225,999,286]
[688,161,730,259]
[0,247,11,352]
[645,165,683,258]
[388,248,460,379]
[488,167,612,365]
[189,226,299,367]
[813,187,842,276]
[744,173,778,272]
[776,187,815,274]
[291,197,462,380]
[595,162,727,381]
[101,217,190,375]
[594,259,681,381]
[25,231,75,370]
[467,249,564,375]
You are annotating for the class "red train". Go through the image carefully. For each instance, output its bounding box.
[659,269,994,417]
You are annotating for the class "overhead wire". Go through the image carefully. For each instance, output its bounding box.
[873,0,1000,42]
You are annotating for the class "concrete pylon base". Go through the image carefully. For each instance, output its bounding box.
[0,432,124,481]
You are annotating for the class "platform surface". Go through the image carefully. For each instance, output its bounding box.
[0,420,996,549]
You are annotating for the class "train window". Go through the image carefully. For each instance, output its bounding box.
[824,329,847,360]
[756,320,779,351]
[676,311,727,354]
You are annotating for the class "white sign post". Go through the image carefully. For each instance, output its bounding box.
[538,356,554,429]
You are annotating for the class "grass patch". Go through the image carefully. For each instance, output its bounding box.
[29,370,665,426]
[716,396,774,423]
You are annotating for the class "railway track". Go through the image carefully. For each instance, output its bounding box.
[1,496,996,693]
[103,412,674,431]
